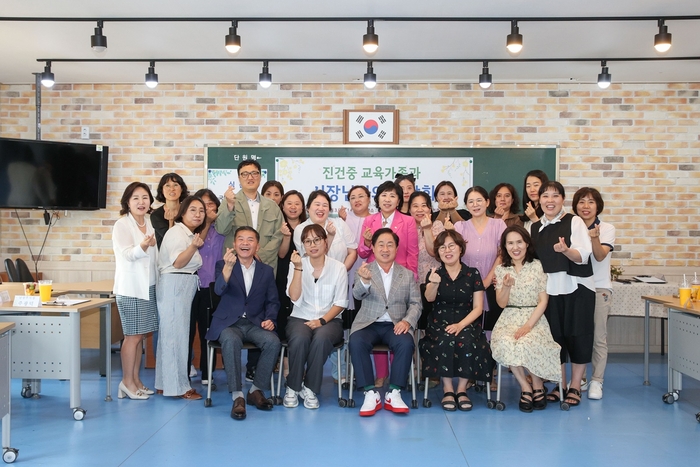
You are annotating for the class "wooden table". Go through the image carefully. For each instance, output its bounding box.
[0,322,17,463]
[0,298,114,420]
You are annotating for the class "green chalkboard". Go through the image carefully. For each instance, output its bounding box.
[205,146,558,203]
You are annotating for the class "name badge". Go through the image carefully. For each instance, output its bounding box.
[13,295,41,307]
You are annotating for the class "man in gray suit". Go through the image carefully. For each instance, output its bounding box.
[349,228,421,417]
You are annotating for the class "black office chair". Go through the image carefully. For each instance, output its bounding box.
[4,259,20,282]
[15,258,34,282]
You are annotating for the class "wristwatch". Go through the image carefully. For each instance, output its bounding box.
[319,318,327,326]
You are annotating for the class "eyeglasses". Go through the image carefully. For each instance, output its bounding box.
[303,237,324,247]
[438,243,458,253]
[466,198,486,205]
[239,171,261,178]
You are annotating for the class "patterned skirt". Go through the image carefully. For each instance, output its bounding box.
[116,284,158,336]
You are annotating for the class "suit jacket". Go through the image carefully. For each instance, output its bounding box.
[204,259,280,341]
[350,261,421,336]
[215,194,284,276]
[356,211,419,281]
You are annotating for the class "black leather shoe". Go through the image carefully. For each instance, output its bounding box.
[247,389,273,411]
[231,397,246,420]
[245,368,256,382]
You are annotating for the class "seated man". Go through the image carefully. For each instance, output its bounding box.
[205,226,281,421]
[349,228,422,417]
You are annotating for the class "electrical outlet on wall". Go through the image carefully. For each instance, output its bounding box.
[81,126,89,139]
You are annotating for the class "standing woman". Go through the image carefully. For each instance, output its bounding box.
[421,230,494,411]
[520,170,549,230]
[339,185,372,309]
[408,191,441,283]
[451,186,507,331]
[262,180,284,206]
[284,224,347,409]
[113,182,159,400]
[188,189,225,385]
[489,183,523,228]
[395,173,416,215]
[277,190,307,341]
[572,187,615,400]
[431,181,471,224]
[530,181,594,408]
[156,196,206,400]
[151,173,189,248]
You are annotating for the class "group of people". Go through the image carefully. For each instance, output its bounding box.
[112,161,615,419]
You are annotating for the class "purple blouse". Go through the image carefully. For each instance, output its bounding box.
[197,225,225,288]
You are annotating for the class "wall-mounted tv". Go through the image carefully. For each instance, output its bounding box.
[0,137,109,210]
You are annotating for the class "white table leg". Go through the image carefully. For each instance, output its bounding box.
[103,304,112,402]
[69,313,81,411]
[644,299,650,386]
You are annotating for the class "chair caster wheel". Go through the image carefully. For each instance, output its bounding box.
[486,400,496,409]
[338,398,347,408]
[210,383,217,392]
[73,408,86,421]
[560,401,570,411]
[496,402,506,411]
[204,398,212,407]
[696,412,700,423]
[2,448,18,463]
[663,392,676,404]
[20,387,32,399]
[273,396,283,406]
[348,399,356,408]
[411,400,418,409]
[342,382,350,390]
[474,385,483,393]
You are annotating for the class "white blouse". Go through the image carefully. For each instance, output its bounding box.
[158,222,203,275]
[112,213,158,301]
[293,218,357,264]
[286,255,348,321]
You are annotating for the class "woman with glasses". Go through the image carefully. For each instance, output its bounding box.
[284,224,347,410]
[421,230,494,411]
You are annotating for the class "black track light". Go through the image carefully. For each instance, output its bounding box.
[597,60,611,89]
[40,61,54,88]
[145,61,158,89]
[259,61,272,88]
[225,20,241,54]
[506,20,523,55]
[479,61,492,89]
[91,21,107,53]
[654,19,672,53]
[364,61,376,89]
[363,20,379,54]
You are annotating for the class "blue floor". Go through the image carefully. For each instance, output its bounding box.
[5,352,700,466]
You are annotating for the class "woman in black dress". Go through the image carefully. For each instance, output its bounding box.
[421,230,494,412]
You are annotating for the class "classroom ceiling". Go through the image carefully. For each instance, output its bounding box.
[1,0,700,87]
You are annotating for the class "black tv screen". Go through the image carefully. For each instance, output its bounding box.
[0,138,109,210]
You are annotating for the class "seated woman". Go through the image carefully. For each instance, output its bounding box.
[421,230,494,412]
[284,224,347,410]
[491,225,561,412]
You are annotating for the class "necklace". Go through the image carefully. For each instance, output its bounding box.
[134,218,146,228]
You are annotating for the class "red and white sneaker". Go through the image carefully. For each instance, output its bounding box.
[384,388,409,414]
[360,390,382,417]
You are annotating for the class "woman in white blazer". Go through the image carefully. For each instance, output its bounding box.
[112,182,159,400]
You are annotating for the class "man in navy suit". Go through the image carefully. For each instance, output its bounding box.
[205,226,281,420]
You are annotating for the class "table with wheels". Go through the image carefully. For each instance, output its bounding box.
[0,298,114,421]
[0,323,18,463]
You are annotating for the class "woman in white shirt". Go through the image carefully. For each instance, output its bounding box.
[113,182,159,400]
[284,224,347,410]
[155,196,206,400]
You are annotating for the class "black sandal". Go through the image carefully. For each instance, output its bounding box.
[519,391,534,413]
[441,392,457,411]
[565,387,581,406]
[532,388,547,410]
[546,385,563,403]
[456,392,473,411]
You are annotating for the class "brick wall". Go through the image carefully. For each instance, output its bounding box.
[1,82,698,280]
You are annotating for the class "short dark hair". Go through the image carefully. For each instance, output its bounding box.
[301,223,327,242]
[119,182,154,216]
[174,196,206,234]
[347,185,371,201]
[434,180,458,202]
[371,227,399,246]
[572,187,605,216]
[488,183,520,215]
[306,190,332,210]
[261,180,284,199]
[237,160,261,175]
[522,169,549,211]
[499,225,537,267]
[234,225,260,242]
[408,191,432,212]
[280,190,308,223]
[193,188,220,210]
[155,172,189,203]
[395,173,416,188]
[433,230,467,262]
[464,186,489,205]
[374,180,404,211]
[538,180,565,198]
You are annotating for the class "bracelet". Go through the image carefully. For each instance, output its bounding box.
[294,268,303,271]
[319,318,327,325]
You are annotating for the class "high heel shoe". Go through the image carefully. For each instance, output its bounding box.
[118,381,149,400]
[140,386,155,395]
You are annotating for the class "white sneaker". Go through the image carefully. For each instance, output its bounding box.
[283,387,299,408]
[384,388,409,414]
[189,365,197,378]
[588,381,603,400]
[201,379,210,386]
[359,390,382,417]
[567,378,588,392]
[299,385,319,409]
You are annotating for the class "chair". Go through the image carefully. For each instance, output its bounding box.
[203,282,281,408]
[4,259,19,282]
[15,258,34,282]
